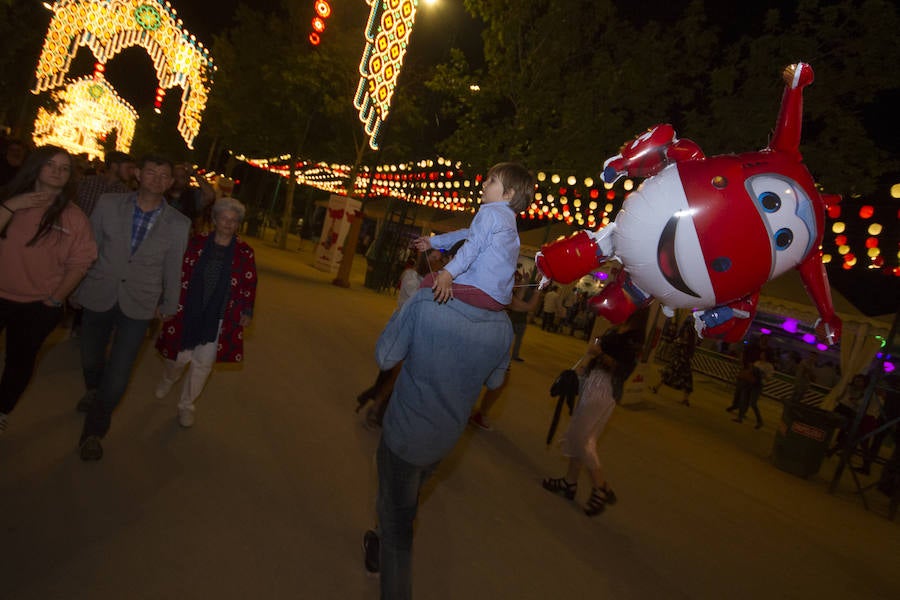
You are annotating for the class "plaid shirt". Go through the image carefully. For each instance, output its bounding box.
[131,198,163,255]
[76,175,130,216]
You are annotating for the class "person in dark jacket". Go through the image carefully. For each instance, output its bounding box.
[543,307,648,516]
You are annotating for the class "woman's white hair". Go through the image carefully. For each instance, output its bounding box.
[212,196,246,222]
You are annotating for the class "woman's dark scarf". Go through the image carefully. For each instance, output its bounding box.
[180,235,236,351]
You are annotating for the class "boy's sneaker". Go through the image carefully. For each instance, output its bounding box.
[363,530,380,573]
[468,412,493,431]
[0,412,9,434]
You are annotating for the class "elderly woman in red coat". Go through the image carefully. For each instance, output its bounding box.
[155,197,257,427]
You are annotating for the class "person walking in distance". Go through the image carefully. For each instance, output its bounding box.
[650,317,697,406]
[789,351,817,405]
[541,285,560,332]
[726,334,769,413]
[733,350,775,429]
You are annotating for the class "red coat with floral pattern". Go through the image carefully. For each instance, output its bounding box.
[156,233,257,363]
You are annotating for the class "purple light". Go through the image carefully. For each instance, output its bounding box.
[782,319,799,333]
[802,334,816,344]
[816,343,828,351]
[594,272,609,281]
[877,352,884,359]
[760,328,772,335]
[885,362,896,374]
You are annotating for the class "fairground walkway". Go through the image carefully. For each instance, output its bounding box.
[1,234,897,599]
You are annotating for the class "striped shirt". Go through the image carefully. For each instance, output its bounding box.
[76,175,129,216]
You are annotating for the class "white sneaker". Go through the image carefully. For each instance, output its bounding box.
[0,413,8,434]
[178,408,195,428]
[155,379,174,399]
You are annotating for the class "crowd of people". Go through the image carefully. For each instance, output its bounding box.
[537,284,596,338]
[0,141,257,458]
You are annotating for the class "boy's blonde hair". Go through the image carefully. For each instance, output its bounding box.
[488,162,535,213]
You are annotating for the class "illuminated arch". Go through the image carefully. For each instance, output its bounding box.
[33,75,138,160]
[33,0,214,148]
[353,0,419,150]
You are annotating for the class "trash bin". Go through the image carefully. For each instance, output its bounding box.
[772,403,845,478]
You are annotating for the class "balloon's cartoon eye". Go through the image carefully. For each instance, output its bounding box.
[774,228,793,250]
[711,257,732,272]
[759,191,781,212]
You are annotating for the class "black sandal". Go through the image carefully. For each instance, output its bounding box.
[542,477,576,500]
[584,485,617,516]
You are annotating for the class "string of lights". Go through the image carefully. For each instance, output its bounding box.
[235,153,899,277]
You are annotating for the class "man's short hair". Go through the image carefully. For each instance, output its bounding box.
[105,151,134,168]
[487,162,535,213]
[138,154,173,171]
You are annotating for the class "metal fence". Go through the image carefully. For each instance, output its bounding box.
[655,346,831,406]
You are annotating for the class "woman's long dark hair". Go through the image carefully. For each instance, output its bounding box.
[0,145,76,246]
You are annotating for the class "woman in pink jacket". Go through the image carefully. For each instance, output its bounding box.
[0,145,97,434]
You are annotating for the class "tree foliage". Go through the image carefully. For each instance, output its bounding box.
[205,1,430,167]
[205,2,364,164]
[428,0,900,194]
[0,1,53,133]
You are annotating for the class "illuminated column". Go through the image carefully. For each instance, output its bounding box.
[353,0,420,150]
[33,0,214,148]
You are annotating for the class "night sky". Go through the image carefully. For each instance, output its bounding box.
[52,0,896,156]
[63,0,798,109]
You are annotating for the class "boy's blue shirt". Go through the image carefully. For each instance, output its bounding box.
[429,201,519,305]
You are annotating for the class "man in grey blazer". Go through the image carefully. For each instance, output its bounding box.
[72,155,191,461]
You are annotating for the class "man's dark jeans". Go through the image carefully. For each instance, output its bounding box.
[376,438,438,600]
[80,305,151,440]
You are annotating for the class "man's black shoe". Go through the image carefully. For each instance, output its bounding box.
[79,436,103,461]
[363,529,380,573]
[77,390,97,413]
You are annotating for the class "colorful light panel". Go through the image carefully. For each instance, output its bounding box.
[32,74,138,159]
[353,0,419,149]
[33,0,214,148]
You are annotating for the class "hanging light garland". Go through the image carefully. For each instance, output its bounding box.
[33,0,214,148]
[33,74,137,160]
[234,153,897,276]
